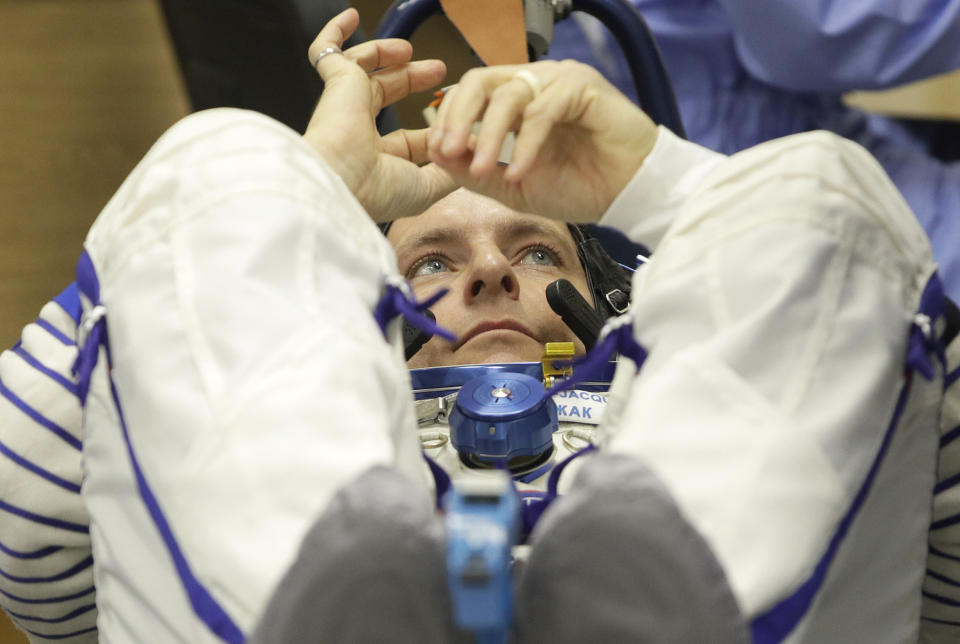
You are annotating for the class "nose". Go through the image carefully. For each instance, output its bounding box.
[463,247,520,303]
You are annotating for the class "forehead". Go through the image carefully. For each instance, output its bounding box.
[387,190,576,251]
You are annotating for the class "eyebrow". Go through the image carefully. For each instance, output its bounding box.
[394,220,574,260]
[501,220,573,248]
[393,227,463,260]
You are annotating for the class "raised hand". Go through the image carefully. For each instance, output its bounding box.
[426,60,660,222]
[303,9,456,221]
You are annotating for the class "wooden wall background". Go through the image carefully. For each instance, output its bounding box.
[0,1,956,641]
[0,0,189,352]
[1,2,187,639]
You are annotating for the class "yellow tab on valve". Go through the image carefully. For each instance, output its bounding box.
[541,342,575,388]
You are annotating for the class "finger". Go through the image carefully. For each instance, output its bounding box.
[307,8,361,78]
[369,60,446,113]
[431,71,494,158]
[369,159,457,222]
[414,163,458,211]
[344,38,413,73]
[504,94,564,181]
[440,158,522,212]
[381,127,473,166]
[428,131,497,188]
[504,68,600,181]
[428,137,474,176]
[430,67,516,160]
[380,128,431,164]
[469,76,538,176]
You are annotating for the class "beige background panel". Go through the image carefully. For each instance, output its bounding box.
[355,0,479,128]
[846,69,960,120]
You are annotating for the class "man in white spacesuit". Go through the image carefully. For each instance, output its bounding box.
[2,7,959,644]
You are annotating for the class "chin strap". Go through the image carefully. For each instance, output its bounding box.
[373,276,456,353]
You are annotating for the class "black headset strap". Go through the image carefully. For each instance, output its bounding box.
[569,225,633,320]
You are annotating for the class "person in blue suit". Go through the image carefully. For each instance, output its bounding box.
[547,1,960,301]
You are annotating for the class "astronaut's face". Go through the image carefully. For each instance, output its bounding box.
[388,189,592,367]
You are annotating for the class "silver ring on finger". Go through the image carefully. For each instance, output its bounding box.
[312,45,343,70]
[512,69,542,99]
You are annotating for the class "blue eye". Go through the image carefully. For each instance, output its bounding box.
[519,247,556,266]
[411,256,449,277]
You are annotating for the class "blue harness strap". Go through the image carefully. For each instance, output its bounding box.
[52,282,82,325]
[72,249,246,644]
[373,277,455,342]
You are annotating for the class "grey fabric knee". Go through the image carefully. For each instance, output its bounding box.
[515,453,750,644]
[247,466,471,644]
[250,458,749,643]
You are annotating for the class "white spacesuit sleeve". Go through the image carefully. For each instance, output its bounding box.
[599,125,726,250]
[76,108,429,643]
[594,129,942,642]
[0,296,97,643]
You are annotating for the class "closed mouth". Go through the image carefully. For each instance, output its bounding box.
[455,320,535,349]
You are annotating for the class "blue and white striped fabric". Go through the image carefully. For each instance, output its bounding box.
[923,333,960,639]
[0,284,97,642]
